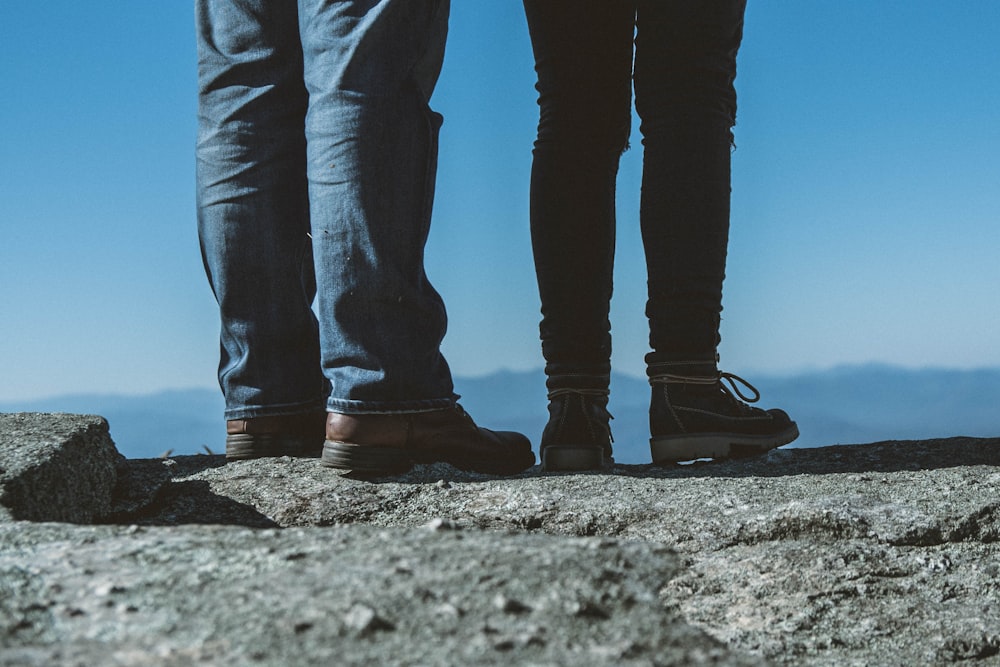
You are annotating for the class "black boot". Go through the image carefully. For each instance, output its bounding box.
[648,362,797,464]
[540,389,614,472]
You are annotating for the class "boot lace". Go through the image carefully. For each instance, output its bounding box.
[649,371,761,415]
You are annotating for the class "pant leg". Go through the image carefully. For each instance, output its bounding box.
[196,0,327,420]
[298,0,456,413]
[634,0,746,369]
[522,0,636,392]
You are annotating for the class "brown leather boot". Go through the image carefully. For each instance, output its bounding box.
[321,405,535,476]
[226,412,328,460]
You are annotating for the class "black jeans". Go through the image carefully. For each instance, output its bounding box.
[523,0,746,390]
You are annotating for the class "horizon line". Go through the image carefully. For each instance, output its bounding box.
[4,361,1000,406]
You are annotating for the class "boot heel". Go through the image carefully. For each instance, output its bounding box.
[320,440,413,475]
[226,433,279,460]
[541,445,605,472]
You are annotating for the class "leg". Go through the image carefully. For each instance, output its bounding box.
[524,0,635,393]
[300,0,455,413]
[196,0,328,457]
[635,0,745,367]
[299,0,533,475]
[635,0,797,463]
[523,0,636,470]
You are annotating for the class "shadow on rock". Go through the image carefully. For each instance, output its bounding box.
[337,437,1000,485]
[123,480,279,528]
[612,437,1000,479]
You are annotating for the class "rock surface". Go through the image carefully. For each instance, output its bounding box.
[0,523,749,666]
[0,413,119,523]
[2,413,1000,665]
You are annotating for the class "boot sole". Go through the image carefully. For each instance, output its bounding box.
[541,445,606,472]
[321,440,535,477]
[226,434,323,460]
[319,441,414,476]
[649,424,799,464]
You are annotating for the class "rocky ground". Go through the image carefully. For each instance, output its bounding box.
[1,412,999,665]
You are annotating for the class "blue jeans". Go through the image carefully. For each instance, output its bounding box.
[197,0,455,419]
[523,0,746,390]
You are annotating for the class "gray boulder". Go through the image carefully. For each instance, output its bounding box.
[0,413,119,523]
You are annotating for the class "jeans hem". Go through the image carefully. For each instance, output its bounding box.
[326,396,456,415]
[224,399,328,422]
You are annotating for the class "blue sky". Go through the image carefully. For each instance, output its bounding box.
[1,2,999,403]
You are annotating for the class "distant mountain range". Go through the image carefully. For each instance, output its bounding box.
[3,365,998,463]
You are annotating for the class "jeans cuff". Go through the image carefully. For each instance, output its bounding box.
[326,395,457,415]
[223,399,328,422]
